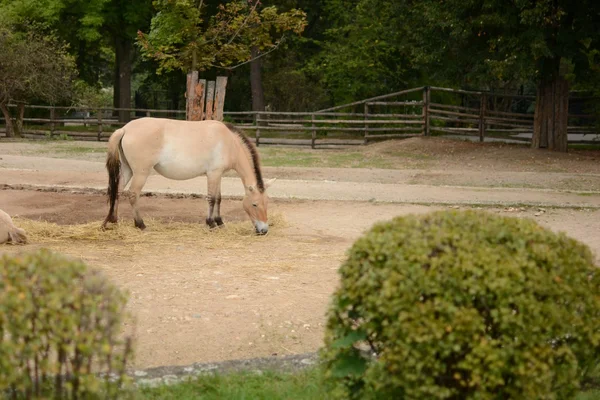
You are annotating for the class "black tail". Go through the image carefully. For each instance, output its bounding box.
[106,153,121,220]
[102,129,125,227]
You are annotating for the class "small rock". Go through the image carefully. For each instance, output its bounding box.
[163,375,180,385]
[300,358,316,365]
[134,370,148,377]
[534,212,542,217]
[137,378,162,388]
[226,294,241,299]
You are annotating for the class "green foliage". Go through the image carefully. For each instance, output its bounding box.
[0,249,133,399]
[140,368,326,400]
[137,0,307,73]
[401,0,600,88]
[309,0,417,104]
[0,26,77,105]
[322,210,600,399]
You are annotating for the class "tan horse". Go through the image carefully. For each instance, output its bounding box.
[101,118,275,234]
[0,209,27,244]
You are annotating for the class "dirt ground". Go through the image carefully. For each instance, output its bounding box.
[1,190,600,369]
[2,137,600,369]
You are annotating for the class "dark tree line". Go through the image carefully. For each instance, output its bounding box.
[1,0,599,150]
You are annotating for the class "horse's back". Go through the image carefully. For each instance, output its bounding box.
[120,118,234,180]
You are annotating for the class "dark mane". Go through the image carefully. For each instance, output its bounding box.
[225,123,265,193]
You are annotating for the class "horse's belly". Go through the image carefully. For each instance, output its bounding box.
[154,158,208,180]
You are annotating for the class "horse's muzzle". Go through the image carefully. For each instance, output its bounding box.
[254,221,269,235]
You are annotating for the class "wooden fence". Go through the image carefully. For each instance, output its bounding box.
[1,86,597,147]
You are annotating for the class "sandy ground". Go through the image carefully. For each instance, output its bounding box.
[1,137,600,369]
[1,190,600,369]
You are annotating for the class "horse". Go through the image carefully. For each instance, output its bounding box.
[101,117,275,235]
[0,209,27,244]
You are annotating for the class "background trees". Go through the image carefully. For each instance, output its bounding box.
[0,0,598,151]
[0,27,77,137]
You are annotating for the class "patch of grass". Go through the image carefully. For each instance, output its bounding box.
[135,367,600,400]
[137,368,327,400]
[258,148,400,169]
[50,145,106,154]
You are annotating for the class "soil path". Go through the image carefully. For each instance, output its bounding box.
[1,190,600,369]
[1,155,600,207]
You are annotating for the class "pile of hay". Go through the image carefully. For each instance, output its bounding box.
[12,213,287,248]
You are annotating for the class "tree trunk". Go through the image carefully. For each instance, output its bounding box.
[14,103,25,138]
[532,75,569,152]
[0,103,14,138]
[115,37,133,123]
[250,46,265,112]
[113,61,120,117]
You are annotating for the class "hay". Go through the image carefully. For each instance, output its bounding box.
[12,213,288,248]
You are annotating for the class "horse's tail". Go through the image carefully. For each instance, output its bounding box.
[103,128,126,226]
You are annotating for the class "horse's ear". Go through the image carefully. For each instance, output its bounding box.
[265,178,277,189]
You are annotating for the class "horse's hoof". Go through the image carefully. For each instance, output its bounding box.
[135,220,146,230]
[205,218,217,229]
[215,217,224,227]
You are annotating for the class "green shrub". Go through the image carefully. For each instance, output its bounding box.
[322,210,600,400]
[0,249,133,399]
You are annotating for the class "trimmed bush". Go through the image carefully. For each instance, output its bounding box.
[322,210,600,399]
[0,249,133,399]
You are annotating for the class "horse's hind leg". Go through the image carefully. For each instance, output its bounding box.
[206,172,224,228]
[127,171,150,230]
[109,163,133,223]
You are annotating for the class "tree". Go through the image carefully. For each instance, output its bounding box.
[137,0,307,111]
[399,0,600,152]
[308,0,420,105]
[0,27,77,137]
[102,0,153,122]
[0,0,110,86]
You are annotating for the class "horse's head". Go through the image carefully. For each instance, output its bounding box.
[243,178,276,235]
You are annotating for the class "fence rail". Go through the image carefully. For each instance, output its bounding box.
[1,86,598,147]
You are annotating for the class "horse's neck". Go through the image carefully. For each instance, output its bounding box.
[232,140,257,188]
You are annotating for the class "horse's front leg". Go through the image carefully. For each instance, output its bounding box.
[206,172,224,228]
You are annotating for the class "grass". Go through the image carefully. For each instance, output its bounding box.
[137,368,327,400]
[257,147,398,169]
[133,367,600,400]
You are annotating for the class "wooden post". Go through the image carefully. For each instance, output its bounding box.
[255,113,260,147]
[193,79,206,121]
[146,110,151,117]
[97,109,103,141]
[186,71,199,120]
[423,86,430,136]
[49,107,55,137]
[363,103,369,144]
[213,76,228,121]
[479,93,486,142]
[311,114,316,149]
[205,81,216,120]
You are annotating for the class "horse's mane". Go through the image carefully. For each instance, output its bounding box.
[225,123,265,193]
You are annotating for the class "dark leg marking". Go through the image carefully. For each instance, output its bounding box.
[206,217,217,228]
[214,194,224,226]
[206,196,217,228]
[134,218,146,230]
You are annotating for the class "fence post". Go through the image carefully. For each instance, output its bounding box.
[254,113,260,147]
[479,93,486,142]
[146,110,151,117]
[49,107,55,138]
[311,114,316,149]
[423,86,430,136]
[363,103,369,144]
[97,109,103,141]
